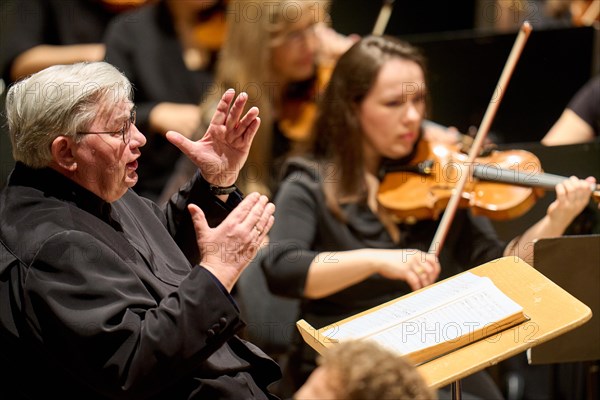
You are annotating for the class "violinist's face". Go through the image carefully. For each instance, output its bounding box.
[358,58,426,162]
[271,9,318,84]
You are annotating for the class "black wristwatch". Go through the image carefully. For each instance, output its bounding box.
[209,183,238,196]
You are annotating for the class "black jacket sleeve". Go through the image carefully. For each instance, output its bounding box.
[24,230,244,398]
[157,171,243,264]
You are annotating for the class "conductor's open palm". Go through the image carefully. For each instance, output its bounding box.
[188,192,275,292]
[166,89,260,187]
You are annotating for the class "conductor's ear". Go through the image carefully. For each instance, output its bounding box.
[50,136,78,172]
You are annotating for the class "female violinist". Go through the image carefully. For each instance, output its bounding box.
[261,35,595,398]
[159,0,357,200]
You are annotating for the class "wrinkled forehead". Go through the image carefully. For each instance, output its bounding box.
[92,98,133,127]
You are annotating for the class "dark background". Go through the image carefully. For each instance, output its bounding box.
[406,26,595,144]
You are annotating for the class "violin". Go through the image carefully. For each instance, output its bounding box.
[278,65,332,142]
[378,139,600,224]
[193,0,228,51]
[177,1,227,71]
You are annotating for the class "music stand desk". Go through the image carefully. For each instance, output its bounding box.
[297,257,592,389]
[417,257,591,388]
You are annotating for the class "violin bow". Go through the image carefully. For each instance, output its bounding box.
[428,22,533,256]
[372,0,395,36]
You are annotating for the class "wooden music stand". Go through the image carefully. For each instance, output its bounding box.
[297,257,592,395]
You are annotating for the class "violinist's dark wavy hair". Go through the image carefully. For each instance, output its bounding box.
[307,35,427,221]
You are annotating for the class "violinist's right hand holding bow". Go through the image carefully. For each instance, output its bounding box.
[374,249,441,292]
[304,249,440,299]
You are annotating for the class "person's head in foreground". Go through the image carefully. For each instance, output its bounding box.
[295,340,436,399]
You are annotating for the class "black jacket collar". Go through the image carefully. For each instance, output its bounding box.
[8,162,116,227]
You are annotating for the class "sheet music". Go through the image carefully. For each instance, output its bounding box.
[322,272,522,351]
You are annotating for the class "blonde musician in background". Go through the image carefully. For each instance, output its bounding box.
[159,0,357,201]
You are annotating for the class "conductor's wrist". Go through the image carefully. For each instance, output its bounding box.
[198,170,238,195]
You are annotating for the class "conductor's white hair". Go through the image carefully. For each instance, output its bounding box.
[5,62,132,168]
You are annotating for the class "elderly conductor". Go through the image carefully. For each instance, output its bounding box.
[0,62,280,398]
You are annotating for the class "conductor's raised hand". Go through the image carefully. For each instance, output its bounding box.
[165,89,260,187]
[188,192,275,292]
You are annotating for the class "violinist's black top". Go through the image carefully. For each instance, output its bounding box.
[261,156,506,389]
[568,75,600,137]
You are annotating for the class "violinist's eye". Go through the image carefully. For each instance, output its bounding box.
[414,95,426,104]
[385,100,403,107]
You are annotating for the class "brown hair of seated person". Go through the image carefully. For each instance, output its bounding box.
[294,340,436,400]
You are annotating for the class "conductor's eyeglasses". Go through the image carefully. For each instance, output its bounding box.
[78,107,136,144]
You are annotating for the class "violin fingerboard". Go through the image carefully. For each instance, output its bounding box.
[472,165,566,190]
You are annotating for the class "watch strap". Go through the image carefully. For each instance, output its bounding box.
[209,184,238,195]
